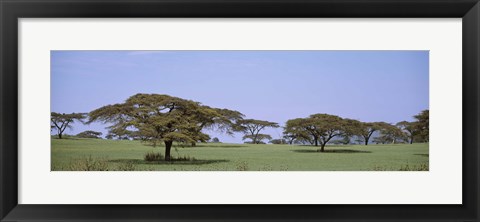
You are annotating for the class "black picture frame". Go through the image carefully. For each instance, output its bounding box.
[1,0,479,221]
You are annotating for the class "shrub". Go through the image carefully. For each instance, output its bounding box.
[69,156,109,171]
[399,163,429,171]
[371,163,429,171]
[144,151,163,162]
[235,161,249,171]
[260,164,273,171]
[116,161,136,171]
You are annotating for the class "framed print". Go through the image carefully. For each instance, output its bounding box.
[1,0,479,221]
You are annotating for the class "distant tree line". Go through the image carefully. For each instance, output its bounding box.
[282,110,429,152]
[51,93,429,159]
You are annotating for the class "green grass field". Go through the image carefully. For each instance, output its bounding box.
[51,138,429,171]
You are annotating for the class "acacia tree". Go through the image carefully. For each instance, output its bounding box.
[414,109,429,142]
[76,130,102,139]
[270,138,287,144]
[354,122,390,145]
[243,134,272,144]
[88,94,241,161]
[50,112,86,139]
[188,107,244,147]
[283,118,314,145]
[283,135,295,145]
[283,131,299,145]
[375,123,405,144]
[284,114,346,152]
[396,121,417,144]
[106,126,133,140]
[396,110,429,144]
[340,135,351,145]
[237,119,279,144]
[309,114,346,152]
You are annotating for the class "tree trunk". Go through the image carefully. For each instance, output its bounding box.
[319,143,325,152]
[58,133,62,139]
[409,137,413,144]
[191,142,196,147]
[364,137,369,145]
[165,141,172,161]
[314,137,318,146]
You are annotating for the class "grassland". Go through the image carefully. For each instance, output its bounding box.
[51,138,429,171]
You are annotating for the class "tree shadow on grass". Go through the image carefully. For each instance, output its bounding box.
[140,144,246,149]
[109,159,230,165]
[292,149,372,154]
[295,144,355,148]
[414,154,429,157]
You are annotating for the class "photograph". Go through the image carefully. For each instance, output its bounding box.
[50,50,429,171]
[3,0,476,220]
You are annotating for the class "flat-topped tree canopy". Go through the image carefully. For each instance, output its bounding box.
[285,114,351,151]
[396,121,417,144]
[242,134,272,144]
[283,118,314,145]
[237,119,279,144]
[50,112,87,139]
[88,93,243,160]
[351,121,391,146]
[213,108,245,135]
[375,123,406,144]
[307,114,345,151]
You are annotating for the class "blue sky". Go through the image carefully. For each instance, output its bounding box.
[51,50,429,143]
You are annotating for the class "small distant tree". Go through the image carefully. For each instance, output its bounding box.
[269,138,287,144]
[372,137,387,144]
[51,112,86,139]
[106,126,133,140]
[330,139,345,145]
[282,133,297,145]
[354,138,363,145]
[243,134,272,144]
[340,135,351,145]
[211,137,220,143]
[237,119,279,144]
[76,130,103,139]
